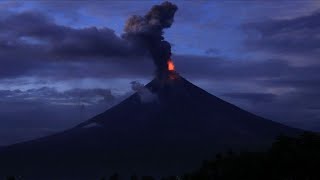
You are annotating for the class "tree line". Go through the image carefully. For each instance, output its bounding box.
[6,132,320,180]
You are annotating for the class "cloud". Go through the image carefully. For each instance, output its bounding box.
[205,48,220,56]
[131,81,157,103]
[0,87,117,106]
[243,9,320,59]
[223,92,277,104]
[172,54,320,132]
[0,11,157,80]
[0,11,139,58]
[0,86,129,146]
[237,9,320,129]
[174,55,291,80]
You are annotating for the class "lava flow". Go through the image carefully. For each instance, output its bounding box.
[167,59,178,80]
[167,59,175,71]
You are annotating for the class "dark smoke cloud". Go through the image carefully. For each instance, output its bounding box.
[0,3,178,80]
[0,11,133,58]
[0,11,155,80]
[123,1,178,78]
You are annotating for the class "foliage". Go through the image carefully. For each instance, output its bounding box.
[180,132,320,180]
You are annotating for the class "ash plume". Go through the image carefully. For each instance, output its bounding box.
[123,1,178,79]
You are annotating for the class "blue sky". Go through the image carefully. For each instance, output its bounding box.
[0,0,320,145]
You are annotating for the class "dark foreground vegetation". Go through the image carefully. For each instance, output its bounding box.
[5,132,320,180]
[181,132,320,180]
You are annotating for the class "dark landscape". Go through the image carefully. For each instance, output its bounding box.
[0,1,319,180]
[0,75,302,179]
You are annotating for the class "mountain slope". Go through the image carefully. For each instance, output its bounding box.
[0,75,300,179]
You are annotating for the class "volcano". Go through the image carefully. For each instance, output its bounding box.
[0,74,300,179]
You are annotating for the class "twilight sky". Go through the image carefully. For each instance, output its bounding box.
[0,0,320,145]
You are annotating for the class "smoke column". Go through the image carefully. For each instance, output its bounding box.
[123,1,178,79]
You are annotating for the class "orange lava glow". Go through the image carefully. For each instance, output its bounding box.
[167,60,175,71]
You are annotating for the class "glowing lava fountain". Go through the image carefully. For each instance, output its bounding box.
[168,59,175,71]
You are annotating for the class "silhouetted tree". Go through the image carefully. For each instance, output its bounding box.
[109,173,119,180]
[131,174,138,180]
[6,176,15,180]
[141,175,155,180]
[168,132,320,180]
